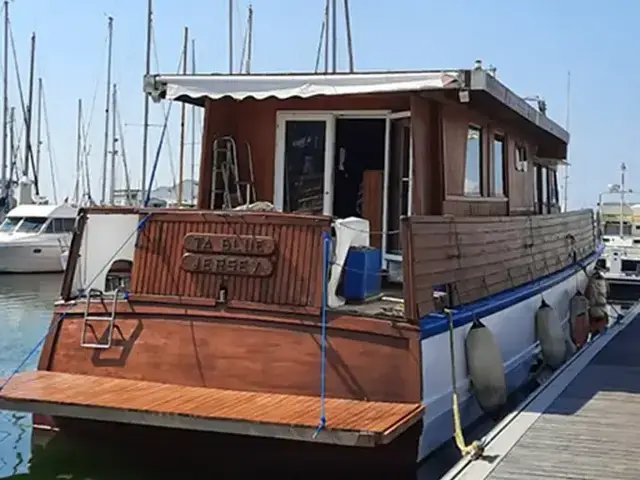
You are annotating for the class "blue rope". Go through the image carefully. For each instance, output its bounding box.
[0,214,152,391]
[0,314,67,390]
[313,232,331,438]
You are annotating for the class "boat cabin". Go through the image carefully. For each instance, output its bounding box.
[0,203,77,235]
[61,65,597,317]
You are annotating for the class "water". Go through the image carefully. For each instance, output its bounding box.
[0,274,538,479]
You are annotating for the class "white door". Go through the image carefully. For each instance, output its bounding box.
[382,111,413,263]
[274,113,335,215]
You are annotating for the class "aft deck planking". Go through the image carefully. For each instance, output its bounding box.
[0,371,424,447]
[442,301,640,480]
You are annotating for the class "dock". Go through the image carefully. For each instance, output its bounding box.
[443,301,640,480]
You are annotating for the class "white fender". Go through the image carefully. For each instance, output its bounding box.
[536,301,566,369]
[465,320,507,413]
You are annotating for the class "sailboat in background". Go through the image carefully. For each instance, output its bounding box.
[0,30,78,273]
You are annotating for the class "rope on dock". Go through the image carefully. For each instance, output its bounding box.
[0,213,152,391]
[313,232,332,438]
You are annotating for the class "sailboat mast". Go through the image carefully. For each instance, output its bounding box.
[324,0,329,73]
[177,26,188,207]
[141,0,153,204]
[228,0,233,73]
[620,162,626,237]
[331,0,337,72]
[109,84,118,204]
[246,5,253,73]
[1,0,8,195]
[343,0,354,72]
[100,16,113,205]
[74,99,82,205]
[190,38,196,204]
[563,70,570,212]
[23,33,35,181]
[8,105,13,183]
[35,77,42,179]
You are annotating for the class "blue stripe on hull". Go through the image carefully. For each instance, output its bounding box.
[420,245,604,340]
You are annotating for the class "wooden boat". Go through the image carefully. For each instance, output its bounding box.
[0,63,601,468]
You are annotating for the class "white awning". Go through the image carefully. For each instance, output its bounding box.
[146,71,462,102]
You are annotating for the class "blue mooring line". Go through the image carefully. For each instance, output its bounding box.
[313,231,331,438]
[0,312,66,391]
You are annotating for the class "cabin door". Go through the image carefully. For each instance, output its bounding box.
[382,111,413,265]
[274,113,335,215]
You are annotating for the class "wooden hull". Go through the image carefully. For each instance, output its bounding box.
[0,294,425,467]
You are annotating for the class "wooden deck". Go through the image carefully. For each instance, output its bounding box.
[442,301,640,480]
[0,371,423,447]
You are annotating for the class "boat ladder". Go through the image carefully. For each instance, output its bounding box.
[80,287,122,349]
[211,136,256,209]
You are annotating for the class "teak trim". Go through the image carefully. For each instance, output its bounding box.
[60,211,87,300]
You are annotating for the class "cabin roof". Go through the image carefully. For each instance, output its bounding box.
[144,68,569,146]
[7,203,77,219]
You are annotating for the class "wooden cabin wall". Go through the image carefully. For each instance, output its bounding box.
[439,102,544,217]
[198,94,410,210]
[409,95,444,215]
[401,210,596,321]
[129,211,332,315]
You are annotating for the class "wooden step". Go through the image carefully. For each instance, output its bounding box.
[0,371,424,447]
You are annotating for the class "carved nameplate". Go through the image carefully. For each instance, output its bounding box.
[182,253,274,277]
[184,233,275,256]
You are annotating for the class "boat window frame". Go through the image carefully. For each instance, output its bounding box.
[491,133,507,197]
[43,217,76,234]
[382,111,413,264]
[15,216,49,234]
[0,216,23,233]
[274,110,392,216]
[464,124,484,197]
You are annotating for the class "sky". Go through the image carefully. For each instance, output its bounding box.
[6,0,640,208]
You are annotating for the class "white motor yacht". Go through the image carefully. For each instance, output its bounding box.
[0,177,77,273]
[597,163,640,306]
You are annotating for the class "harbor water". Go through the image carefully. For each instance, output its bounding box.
[0,273,539,479]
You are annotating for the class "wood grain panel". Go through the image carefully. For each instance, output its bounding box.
[1,371,423,436]
[130,211,332,314]
[45,310,421,403]
[60,211,87,300]
[362,170,383,249]
[402,210,597,319]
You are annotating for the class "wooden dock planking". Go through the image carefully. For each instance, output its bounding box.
[443,303,640,480]
[0,371,423,446]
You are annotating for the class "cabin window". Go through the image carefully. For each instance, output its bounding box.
[533,164,540,212]
[16,217,47,233]
[603,221,631,236]
[541,168,549,213]
[492,135,506,196]
[464,126,482,196]
[515,145,527,172]
[283,120,326,214]
[534,165,550,214]
[0,216,21,232]
[44,218,76,234]
[386,117,412,255]
[549,169,559,210]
